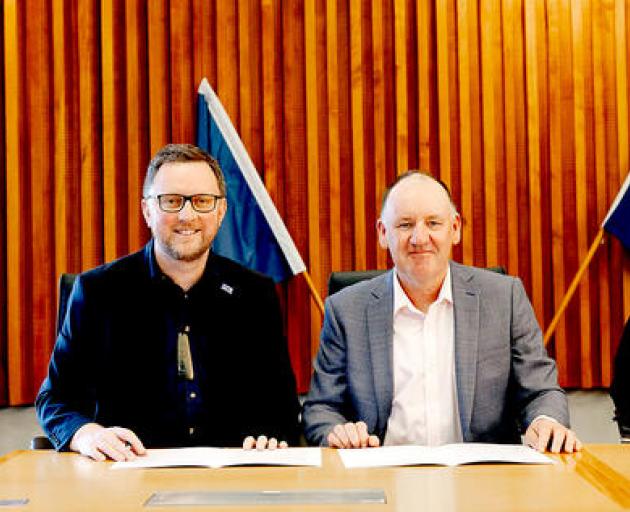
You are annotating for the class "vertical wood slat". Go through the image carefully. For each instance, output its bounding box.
[524,0,548,335]
[52,0,72,283]
[436,0,453,189]
[456,0,481,265]
[169,1,194,143]
[237,0,264,170]
[192,0,215,91]
[283,0,311,391]
[617,0,630,324]
[78,0,103,270]
[393,0,408,173]
[261,0,283,210]
[305,0,323,359]
[572,0,595,388]
[417,0,437,174]
[4,0,29,404]
[3,0,630,402]
[349,0,366,270]
[26,0,55,396]
[502,0,526,279]
[372,0,387,269]
[147,0,171,154]
[125,1,149,253]
[592,0,613,388]
[216,0,239,126]
[600,0,623,386]
[101,0,128,262]
[480,0,504,267]
[326,0,342,271]
[0,0,6,405]
[238,0,253,155]
[52,0,80,365]
[547,0,571,383]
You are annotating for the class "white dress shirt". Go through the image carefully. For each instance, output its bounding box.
[384,268,463,446]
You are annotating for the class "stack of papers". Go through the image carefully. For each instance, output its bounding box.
[338,443,553,468]
[112,447,321,469]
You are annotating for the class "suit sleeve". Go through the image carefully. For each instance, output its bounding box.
[35,276,97,451]
[509,278,569,430]
[244,277,301,445]
[302,297,354,446]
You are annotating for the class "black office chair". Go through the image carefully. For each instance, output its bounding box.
[328,266,506,296]
[55,273,77,335]
[31,273,77,450]
[611,317,630,442]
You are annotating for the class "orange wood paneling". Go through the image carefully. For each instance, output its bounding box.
[2,0,630,402]
[0,0,7,406]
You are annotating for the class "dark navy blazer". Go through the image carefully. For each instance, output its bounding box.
[36,241,300,450]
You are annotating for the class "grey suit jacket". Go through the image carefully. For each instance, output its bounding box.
[303,261,569,446]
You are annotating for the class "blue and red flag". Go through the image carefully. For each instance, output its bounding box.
[196,78,306,282]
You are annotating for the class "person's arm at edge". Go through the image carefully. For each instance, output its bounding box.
[509,277,581,453]
[35,274,146,460]
[302,296,365,446]
[242,275,300,450]
[35,274,96,452]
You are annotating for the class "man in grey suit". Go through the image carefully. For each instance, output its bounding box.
[303,171,581,453]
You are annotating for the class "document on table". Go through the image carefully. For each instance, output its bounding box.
[338,443,553,468]
[111,447,321,469]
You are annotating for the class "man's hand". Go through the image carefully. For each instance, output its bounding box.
[327,421,380,448]
[242,435,288,450]
[524,418,582,453]
[70,423,146,461]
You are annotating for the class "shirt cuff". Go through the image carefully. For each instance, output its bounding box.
[531,415,560,425]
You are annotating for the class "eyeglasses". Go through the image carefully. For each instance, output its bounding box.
[146,194,224,213]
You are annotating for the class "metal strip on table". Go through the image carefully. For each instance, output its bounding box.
[145,489,387,507]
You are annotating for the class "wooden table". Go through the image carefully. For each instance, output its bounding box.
[1,446,629,511]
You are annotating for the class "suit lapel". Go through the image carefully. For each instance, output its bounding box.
[367,271,395,435]
[451,262,480,440]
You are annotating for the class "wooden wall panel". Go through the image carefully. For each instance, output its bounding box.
[2,0,630,403]
[5,0,31,405]
[0,0,6,406]
[78,0,103,270]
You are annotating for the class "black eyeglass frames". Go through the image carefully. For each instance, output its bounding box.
[145,193,224,213]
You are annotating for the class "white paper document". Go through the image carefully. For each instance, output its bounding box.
[111,447,321,469]
[338,443,553,468]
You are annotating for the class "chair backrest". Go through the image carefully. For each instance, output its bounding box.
[328,270,388,296]
[327,266,507,296]
[56,273,77,335]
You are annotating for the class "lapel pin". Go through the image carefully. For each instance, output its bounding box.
[220,283,234,295]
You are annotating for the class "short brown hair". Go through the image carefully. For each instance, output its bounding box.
[143,143,226,197]
[380,170,457,216]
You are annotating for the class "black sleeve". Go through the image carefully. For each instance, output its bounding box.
[35,275,98,450]
[244,276,301,445]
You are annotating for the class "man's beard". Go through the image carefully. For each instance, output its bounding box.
[158,230,211,262]
[164,242,209,262]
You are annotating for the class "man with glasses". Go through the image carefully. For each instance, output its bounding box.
[36,144,300,461]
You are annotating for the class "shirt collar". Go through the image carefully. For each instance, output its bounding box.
[145,239,162,282]
[393,265,453,316]
[144,238,218,290]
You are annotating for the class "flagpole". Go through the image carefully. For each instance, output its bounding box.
[302,271,325,316]
[543,228,604,345]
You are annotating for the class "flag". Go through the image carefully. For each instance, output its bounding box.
[196,78,306,282]
[602,172,630,251]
